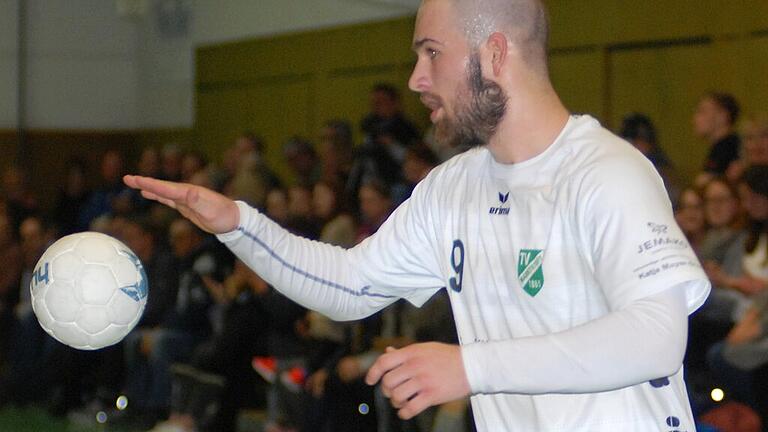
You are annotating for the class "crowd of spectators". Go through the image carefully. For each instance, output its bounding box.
[0,84,766,432]
[627,92,768,432]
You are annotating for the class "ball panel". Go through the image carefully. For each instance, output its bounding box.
[32,296,56,331]
[52,252,85,282]
[75,234,119,264]
[49,321,90,348]
[90,324,132,349]
[108,290,144,325]
[76,306,112,334]
[111,255,140,287]
[77,265,117,305]
[42,234,81,260]
[30,274,49,303]
[44,281,80,323]
[113,249,148,302]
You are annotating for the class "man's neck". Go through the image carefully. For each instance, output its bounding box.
[486,88,571,165]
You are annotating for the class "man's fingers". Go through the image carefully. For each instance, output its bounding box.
[365,348,406,385]
[398,393,432,420]
[390,377,421,409]
[126,175,189,202]
[380,361,413,398]
[140,190,177,209]
[123,174,139,188]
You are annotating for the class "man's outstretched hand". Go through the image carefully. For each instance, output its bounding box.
[123,175,239,234]
[365,342,471,420]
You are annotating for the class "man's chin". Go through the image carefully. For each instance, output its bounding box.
[435,125,484,149]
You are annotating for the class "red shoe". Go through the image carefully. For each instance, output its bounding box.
[252,356,277,383]
[280,366,306,393]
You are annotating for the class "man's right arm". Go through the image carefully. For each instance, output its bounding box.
[218,201,399,321]
[124,175,445,321]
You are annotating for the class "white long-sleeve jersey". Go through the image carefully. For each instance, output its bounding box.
[218,115,710,431]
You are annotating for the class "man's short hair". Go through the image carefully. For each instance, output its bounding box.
[451,0,549,72]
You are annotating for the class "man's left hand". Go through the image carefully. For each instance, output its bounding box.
[365,342,471,420]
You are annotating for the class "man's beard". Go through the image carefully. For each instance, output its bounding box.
[433,53,508,149]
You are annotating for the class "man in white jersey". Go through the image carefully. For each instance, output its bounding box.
[124,0,711,430]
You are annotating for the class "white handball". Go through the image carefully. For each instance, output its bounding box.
[30,232,148,350]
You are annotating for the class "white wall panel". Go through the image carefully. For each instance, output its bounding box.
[0,0,19,128]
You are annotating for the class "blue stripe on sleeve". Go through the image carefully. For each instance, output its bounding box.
[238,227,396,299]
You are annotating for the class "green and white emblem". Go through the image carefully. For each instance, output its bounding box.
[518,249,544,297]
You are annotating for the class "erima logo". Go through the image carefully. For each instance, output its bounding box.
[489,192,510,215]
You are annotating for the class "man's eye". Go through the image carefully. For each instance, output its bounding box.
[427,48,438,59]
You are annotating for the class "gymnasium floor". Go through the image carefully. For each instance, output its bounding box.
[0,406,118,432]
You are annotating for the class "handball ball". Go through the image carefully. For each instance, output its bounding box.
[30,232,148,350]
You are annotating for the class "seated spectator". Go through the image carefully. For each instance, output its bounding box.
[161,143,184,182]
[149,260,272,432]
[728,113,768,183]
[674,187,707,255]
[318,120,354,192]
[706,290,768,425]
[227,141,282,209]
[356,180,394,244]
[138,147,162,179]
[223,133,281,191]
[701,178,744,263]
[282,137,320,188]
[180,151,208,183]
[619,113,680,204]
[1,165,39,232]
[119,218,231,429]
[265,188,290,226]
[285,185,320,240]
[120,215,179,333]
[313,182,356,248]
[361,83,421,156]
[254,292,311,432]
[0,210,22,369]
[66,214,179,425]
[393,143,439,204]
[78,149,130,229]
[708,166,768,320]
[345,133,404,214]
[690,178,746,377]
[0,216,58,406]
[700,178,746,323]
[53,158,91,236]
[693,92,742,188]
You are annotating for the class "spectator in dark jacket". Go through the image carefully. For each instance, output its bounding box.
[120,218,232,429]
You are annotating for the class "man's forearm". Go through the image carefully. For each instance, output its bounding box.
[461,284,689,395]
[217,201,397,321]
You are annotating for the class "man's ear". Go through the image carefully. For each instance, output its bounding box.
[486,32,508,76]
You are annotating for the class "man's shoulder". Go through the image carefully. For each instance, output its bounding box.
[561,116,656,184]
